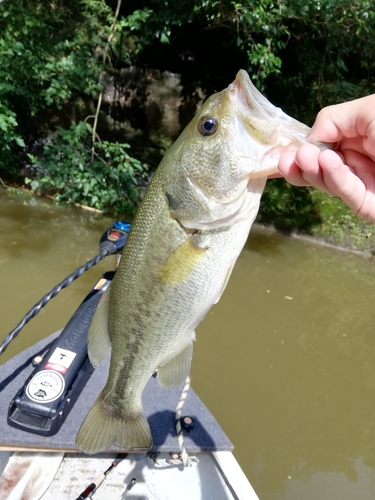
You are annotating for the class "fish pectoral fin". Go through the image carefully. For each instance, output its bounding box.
[157,340,194,388]
[158,237,208,285]
[87,287,111,367]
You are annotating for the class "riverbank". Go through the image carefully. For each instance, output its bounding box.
[2,181,375,256]
[257,179,375,255]
[288,189,375,255]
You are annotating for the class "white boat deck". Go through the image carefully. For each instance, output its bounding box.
[0,450,259,500]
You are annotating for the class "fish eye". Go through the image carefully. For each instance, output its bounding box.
[198,117,218,136]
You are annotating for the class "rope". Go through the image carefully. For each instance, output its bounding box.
[175,375,192,467]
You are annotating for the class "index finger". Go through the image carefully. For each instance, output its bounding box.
[308,94,375,144]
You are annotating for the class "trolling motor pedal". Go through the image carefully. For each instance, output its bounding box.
[6,220,131,437]
[7,273,113,436]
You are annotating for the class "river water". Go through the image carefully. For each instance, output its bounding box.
[1,187,375,499]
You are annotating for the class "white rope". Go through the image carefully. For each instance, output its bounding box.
[175,375,192,467]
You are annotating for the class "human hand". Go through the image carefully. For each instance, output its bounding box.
[277,94,375,224]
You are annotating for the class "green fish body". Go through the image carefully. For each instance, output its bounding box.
[76,70,327,453]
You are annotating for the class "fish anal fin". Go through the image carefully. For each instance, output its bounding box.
[76,393,152,454]
[157,340,194,388]
[159,238,207,286]
[87,288,111,367]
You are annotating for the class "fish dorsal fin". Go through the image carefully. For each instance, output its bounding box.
[87,287,111,367]
[158,237,207,286]
[157,340,194,388]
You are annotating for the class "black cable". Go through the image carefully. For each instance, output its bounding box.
[0,249,109,357]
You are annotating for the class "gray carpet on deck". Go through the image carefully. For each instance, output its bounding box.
[0,333,233,454]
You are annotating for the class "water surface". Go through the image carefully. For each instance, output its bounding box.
[193,227,375,499]
[1,187,375,499]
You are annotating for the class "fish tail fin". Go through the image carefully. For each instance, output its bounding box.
[75,394,152,454]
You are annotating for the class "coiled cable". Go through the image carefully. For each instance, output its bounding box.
[0,249,109,357]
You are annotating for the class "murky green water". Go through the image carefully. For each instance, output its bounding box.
[1,187,375,499]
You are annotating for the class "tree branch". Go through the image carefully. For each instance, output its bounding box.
[91,0,123,160]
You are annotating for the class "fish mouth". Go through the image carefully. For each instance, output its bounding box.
[232,70,311,137]
[231,70,335,163]
[228,70,334,178]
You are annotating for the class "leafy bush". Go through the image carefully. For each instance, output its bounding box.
[0,103,25,172]
[274,0,375,122]
[26,122,148,215]
[117,0,287,88]
[258,179,322,233]
[0,0,110,172]
[0,0,152,212]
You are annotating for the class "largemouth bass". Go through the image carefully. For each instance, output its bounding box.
[76,70,326,454]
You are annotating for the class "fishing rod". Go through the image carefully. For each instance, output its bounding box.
[75,454,127,500]
[117,478,137,499]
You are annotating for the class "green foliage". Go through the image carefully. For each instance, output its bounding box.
[0,0,110,171]
[0,106,23,146]
[0,0,110,113]
[110,0,375,103]
[0,103,25,170]
[258,179,322,233]
[0,0,151,211]
[1,0,375,234]
[273,0,375,121]
[113,0,288,88]
[258,180,375,252]
[308,189,375,252]
[229,0,287,84]
[105,0,375,122]
[26,122,148,215]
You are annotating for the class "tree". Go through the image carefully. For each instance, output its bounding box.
[1,0,375,224]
